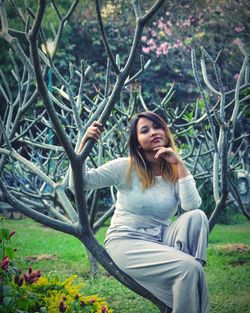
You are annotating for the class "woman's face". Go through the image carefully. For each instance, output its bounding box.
[136,117,168,152]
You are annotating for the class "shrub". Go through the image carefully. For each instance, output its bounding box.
[0,217,112,313]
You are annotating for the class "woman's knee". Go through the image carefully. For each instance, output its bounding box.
[189,210,209,237]
[187,209,208,226]
[189,209,206,218]
[178,257,203,278]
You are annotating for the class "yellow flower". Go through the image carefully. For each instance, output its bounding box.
[22,274,113,312]
[32,276,50,287]
[101,3,116,19]
[194,32,205,39]
[158,30,166,39]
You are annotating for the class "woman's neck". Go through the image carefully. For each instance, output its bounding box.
[145,152,162,176]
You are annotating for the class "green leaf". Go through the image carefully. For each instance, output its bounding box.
[3,296,12,306]
[3,284,12,294]
[0,228,10,240]
[199,99,205,110]
[5,247,15,259]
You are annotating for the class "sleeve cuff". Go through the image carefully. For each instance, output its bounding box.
[178,174,193,184]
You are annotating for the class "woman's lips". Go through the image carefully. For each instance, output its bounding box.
[151,137,162,143]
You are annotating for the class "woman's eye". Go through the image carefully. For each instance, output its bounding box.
[154,124,161,129]
[141,128,148,133]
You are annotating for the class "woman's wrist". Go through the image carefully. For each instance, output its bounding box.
[78,137,87,153]
[176,159,189,179]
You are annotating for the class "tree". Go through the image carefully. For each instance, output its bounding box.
[0,1,171,312]
[67,0,250,107]
[0,0,249,312]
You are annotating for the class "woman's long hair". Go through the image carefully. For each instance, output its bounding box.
[126,111,179,189]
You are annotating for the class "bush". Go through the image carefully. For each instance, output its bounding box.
[0,217,112,313]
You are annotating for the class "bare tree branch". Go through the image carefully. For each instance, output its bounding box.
[28,0,76,163]
[95,0,120,75]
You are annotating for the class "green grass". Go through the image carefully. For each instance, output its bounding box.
[206,223,250,313]
[4,218,250,313]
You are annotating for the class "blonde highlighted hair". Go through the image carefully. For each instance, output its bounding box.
[126,111,179,189]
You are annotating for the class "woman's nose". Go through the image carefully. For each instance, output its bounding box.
[150,128,158,136]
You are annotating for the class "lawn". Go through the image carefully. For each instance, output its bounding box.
[3,217,250,313]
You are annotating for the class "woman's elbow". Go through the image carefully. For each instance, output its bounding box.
[182,196,202,211]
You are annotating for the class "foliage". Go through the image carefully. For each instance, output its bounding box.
[0,0,248,262]
[0,0,76,117]
[1,0,248,110]
[4,218,250,313]
[67,0,250,106]
[139,0,248,103]
[0,218,112,313]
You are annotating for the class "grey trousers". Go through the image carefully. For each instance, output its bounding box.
[106,209,210,313]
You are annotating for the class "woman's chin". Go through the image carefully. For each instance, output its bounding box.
[152,142,165,148]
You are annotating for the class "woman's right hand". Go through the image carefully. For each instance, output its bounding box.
[78,121,104,153]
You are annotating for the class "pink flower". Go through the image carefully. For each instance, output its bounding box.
[147,38,155,45]
[180,19,191,28]
[162,42,169,54]
[234,26,245,33]
[232,38,239,45]
[18,277,24,286]
[141,35,147,42]
[102,306,107,313]
[59,301,67,312]
[167,21,172,27]
[1,256,10,270]
[14,275,24,286]
[157,19,172,37]
[8,230,16,239]
[24,269,41,284]
[80,300,85,307]
[174,39,183,49]
[234,73,240,80]
[165,28,172,37]
[215,6,223,13]
[155,42,170,56]
[142,47,151,54]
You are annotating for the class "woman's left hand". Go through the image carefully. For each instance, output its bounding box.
[153,147,181,165]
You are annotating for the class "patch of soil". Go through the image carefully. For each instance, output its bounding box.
[229,258,250,266]
[217,243,250,253]
[215,244,250,266]
[25,254,58,262]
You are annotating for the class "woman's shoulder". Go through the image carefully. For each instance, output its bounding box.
[102,157,129,186]
[106,157,129,169]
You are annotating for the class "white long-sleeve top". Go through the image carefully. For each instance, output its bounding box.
[72,157,202,244]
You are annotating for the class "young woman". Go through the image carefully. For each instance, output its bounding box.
[73,111,210,313]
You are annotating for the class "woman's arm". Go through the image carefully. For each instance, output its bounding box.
[78,121,103,154]
[153,146,189,179]
[177,175,202,210]
[69,121,127,191]
[153,147,201,210]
